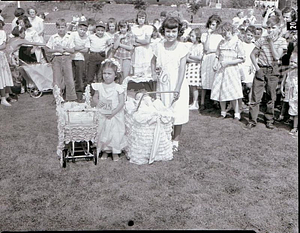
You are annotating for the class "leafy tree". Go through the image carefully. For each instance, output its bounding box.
[229,0,255,8]
[186,0,206,22]
[133,0,148,10]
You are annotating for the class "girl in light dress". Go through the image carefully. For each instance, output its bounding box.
[131,10,153,77]
[0,20,14,107]
[106,18,117,58]
[113,20,135,82]
[185,28,204,110]
[210,22,245,120]
[92,59,127,161]
[200,14,223,111]
[281,49,298,136]
[151,16,189,152]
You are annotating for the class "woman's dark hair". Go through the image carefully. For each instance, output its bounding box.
[205,14,222,29]
[282,6,297,22]
[0,20,5,29]
[135,10,148,25]
[11,26,26,37]
[159,16,184,38]
[17,15,32,29]
[14,8,25,17]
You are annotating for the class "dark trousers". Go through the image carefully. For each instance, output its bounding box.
[72,60,85,94]
[249,67,279,125]
[85,52,105,86]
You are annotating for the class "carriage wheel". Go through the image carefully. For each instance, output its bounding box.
[93,148,98,165]
[60,150,67,168]
[29,87,43,98]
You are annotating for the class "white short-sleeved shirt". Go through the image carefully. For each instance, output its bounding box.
[86,34,110,52]
[29,16,44,35]
[25,28,42,43]
[70,31,89,60]
[0,30,6,46]
[46,32,75,56]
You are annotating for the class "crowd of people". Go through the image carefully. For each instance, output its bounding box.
[0,5,298,160]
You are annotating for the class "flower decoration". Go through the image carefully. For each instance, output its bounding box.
[101,58,122,73]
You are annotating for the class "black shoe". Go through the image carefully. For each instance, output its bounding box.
[199,105,205,111]
[266,123,275,129]
[244,122,256,130]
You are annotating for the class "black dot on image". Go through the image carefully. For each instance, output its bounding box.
[157,0,159,2]
[128,220,134,226]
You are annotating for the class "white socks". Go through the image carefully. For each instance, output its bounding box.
[234,112,241,119]
[1,97,11,107]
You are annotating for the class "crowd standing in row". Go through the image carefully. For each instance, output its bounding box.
[0,5,298,158]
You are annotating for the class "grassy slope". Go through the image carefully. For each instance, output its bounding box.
[0,93,297,232]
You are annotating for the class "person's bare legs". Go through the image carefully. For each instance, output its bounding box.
[200,89,206,108]
[101,151,108,160]
[0,88,11,107]
[172,125,182,152]
[220,101,226,117]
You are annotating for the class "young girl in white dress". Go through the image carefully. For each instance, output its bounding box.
[200,14,223,110]
[0,20,14,107]
[131,10,153,77]
[92,58,127,161]
[185,28,204,110]
[151,16,189,152]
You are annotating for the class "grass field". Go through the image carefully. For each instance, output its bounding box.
[0,91,298,232]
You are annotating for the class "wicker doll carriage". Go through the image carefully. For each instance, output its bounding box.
[53,84,99,168]
[122,75,175,165]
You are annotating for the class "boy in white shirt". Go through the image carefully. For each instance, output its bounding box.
[46,18,77,101]
[71,20,89,101]
[239,25,256,112]
[86,21,110,85]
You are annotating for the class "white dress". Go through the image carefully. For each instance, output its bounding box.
[152,42,189,125]
[241,42,255,84]
[200,32,223,90]
[0,31,14,89]
[92,82,127,153]
[131,24,153,76]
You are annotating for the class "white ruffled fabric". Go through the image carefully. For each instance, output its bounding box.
[124,97,174,165]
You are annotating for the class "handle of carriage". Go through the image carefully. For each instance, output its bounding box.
[18,59,30,66]
[136,91,178,112]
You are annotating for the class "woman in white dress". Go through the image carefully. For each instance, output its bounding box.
[131,10,153,77]
[200,14,223,110]
[27,7,45,42]
[151,16,189,152]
